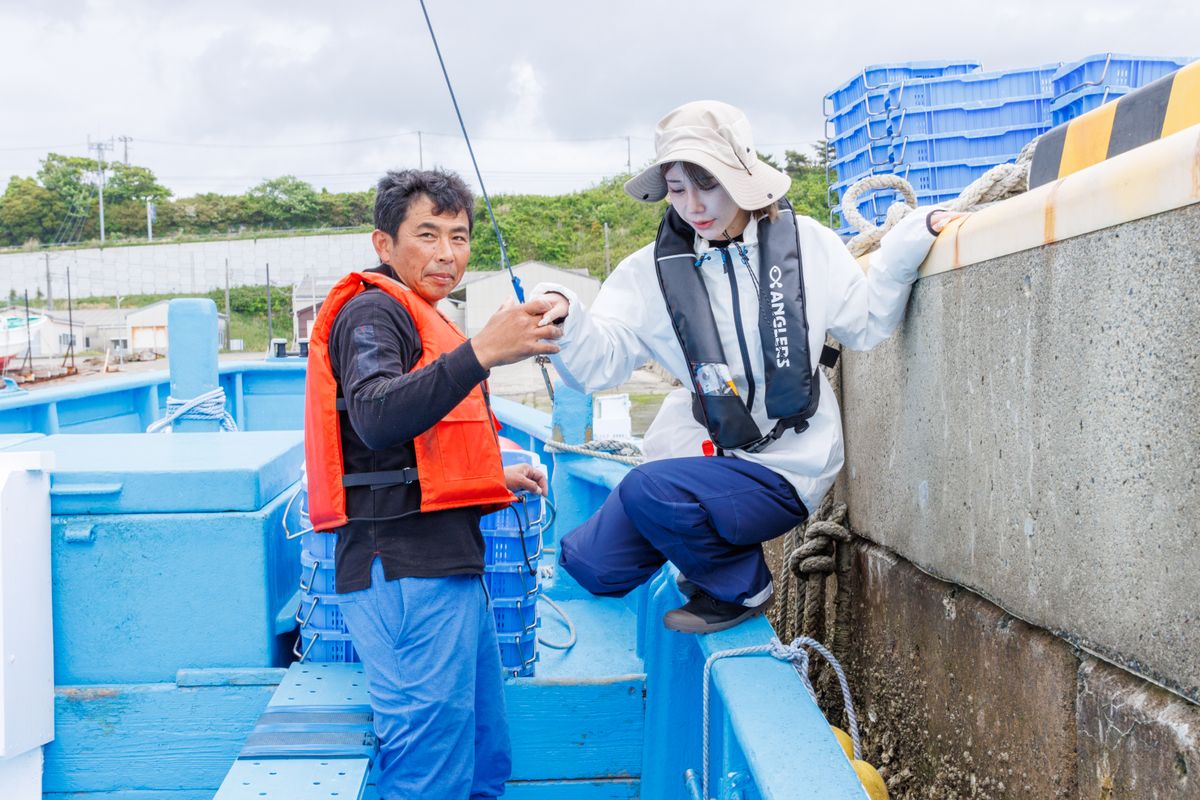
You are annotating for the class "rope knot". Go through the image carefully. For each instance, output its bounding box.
[767,636,807,665]
[146,387,238,433]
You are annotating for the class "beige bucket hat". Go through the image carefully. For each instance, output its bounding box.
[624,100,791,210]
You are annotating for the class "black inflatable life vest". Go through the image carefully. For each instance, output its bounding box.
[654,200,835,453]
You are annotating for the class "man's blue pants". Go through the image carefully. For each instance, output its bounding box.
[558,457,808,606]
[339,559,512,799]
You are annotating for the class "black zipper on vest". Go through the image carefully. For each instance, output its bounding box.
[719,246,756,414]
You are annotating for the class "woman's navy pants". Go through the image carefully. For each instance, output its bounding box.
[558,456,808,606]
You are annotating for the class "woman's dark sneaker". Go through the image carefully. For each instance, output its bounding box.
[662,590,774,634]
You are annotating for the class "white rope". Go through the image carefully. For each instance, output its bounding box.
[698,636,862,800]
[842,136,1039,258]
[543,437,644,466]
[146,387,238,433]
[536,594,578,650]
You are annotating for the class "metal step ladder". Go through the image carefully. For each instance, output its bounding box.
[214,662,377,800]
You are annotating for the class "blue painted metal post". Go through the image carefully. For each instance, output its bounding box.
[168,299,221,432]
[547,381,593,598]
[549,381,593,542]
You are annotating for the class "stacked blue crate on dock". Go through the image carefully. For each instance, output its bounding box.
[1050,53,1195,126]
[485,449,545,677]
[827,61,1058,235]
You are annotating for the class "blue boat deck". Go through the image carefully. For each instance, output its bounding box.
[3,348,868,800]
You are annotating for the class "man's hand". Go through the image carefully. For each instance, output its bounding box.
[471,297,562,370]
[504,463,547,496]
[535,292,570,328]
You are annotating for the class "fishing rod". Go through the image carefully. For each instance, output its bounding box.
[417,0,556,401]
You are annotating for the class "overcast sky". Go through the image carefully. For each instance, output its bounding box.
[1,0,1196,198]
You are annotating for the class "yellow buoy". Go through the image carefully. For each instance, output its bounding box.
[851,759,888,800]
[830,725,854,760]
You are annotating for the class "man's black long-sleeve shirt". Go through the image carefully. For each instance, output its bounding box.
[327,264,492,593]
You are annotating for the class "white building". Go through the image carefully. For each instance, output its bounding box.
[124,301,228,355]
[454,262,599,336]
[0,307,86,359]
[291,263,597,342]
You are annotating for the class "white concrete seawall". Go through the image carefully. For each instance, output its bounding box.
[0,231,377,299]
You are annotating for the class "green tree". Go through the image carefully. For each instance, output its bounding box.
[0,176,64,245]
[106,163,171,204]
[246,176,320,229]
[38,153,99,213]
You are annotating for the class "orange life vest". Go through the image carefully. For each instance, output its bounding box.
[304,270,514,531]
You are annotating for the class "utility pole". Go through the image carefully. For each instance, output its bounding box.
[63,265,76,372]
[602,221,611,277]
[417,131,424,169]
[626,136,632,174]
[146,198,154,241]
[117,135,132,164]
[224,259,232,350]
[88,137,113,244]
[44,253,53,310]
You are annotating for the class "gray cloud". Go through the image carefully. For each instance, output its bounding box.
[1,0,1196,196]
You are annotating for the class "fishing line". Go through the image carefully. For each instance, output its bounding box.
[417,0,556,400]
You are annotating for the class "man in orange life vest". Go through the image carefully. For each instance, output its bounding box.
[304,169,561,798]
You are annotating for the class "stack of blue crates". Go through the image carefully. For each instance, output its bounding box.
[1050,53,1194,126]
[485,449,545,678]
[293,452,546,677]
[827,60,1056,235]
[827,54,1195,235]
[295,486,359,663]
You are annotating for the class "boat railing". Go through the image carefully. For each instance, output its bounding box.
[494,387,867,799]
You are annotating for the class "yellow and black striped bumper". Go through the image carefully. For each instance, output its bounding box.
[1030,59,1199,188]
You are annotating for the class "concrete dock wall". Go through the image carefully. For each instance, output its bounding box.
[840,204,1200,703]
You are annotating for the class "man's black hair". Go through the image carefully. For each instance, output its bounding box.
[374,169,475,237]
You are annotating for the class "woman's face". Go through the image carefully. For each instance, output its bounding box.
[664,163,750,239]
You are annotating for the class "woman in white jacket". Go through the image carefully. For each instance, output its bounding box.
[534,100,960,633]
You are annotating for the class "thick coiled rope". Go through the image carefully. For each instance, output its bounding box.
[146,387,238,433]
[543,437,644,466]
[695,636,862,800]
[842,136,1039,257]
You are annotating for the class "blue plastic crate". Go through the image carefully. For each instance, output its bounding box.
[493,596,539,636]
[296,591,347,633]
[1048,85,1131,126]
[890,154,1014,194]
[892,123,1045,165]
[827,94,889,138]
[300,550,338,595]
[832,140,896,185]
[485,563,540,600]
[888,94,1051,138]
[1052,53,1194,98]
[825,60,981,115]
[295,625,359,664]
[496,630,538,677]
[831,116,891,161]
[484,524,542,569]
[886,65,1058,110]
[301,528,337,560]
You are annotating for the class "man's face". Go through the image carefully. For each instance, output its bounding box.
[373,195,471,304]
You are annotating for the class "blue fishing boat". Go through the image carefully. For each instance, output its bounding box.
[1,60,1199,800]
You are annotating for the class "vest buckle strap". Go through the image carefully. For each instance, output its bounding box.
[341,468,419,490]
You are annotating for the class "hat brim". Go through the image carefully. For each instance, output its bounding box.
[624,149,792,211]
